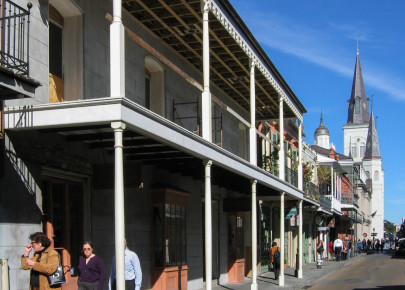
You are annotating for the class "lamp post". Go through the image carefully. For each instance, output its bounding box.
[373,227,375,240]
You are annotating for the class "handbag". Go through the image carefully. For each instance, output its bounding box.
[47,252,66,287]
[48,265,66,286]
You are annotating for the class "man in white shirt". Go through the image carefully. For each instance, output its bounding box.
[333,237,343,261]
[109,240,142,290]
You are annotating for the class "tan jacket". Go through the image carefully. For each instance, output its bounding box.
[21,247,62,290]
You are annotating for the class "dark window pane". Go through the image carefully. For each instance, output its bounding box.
[49,22,63,78]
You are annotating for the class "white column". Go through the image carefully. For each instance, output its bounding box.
[204,160,213,290]
[249,60,257,166]
[331,166,334,197]
[279,192,285,286]
[251,180,258,290]
[111,121,126,290]
[201,1,212,141]
[298,121,303,190]
[110,0,125,97]
[298,200,303,278]
[278,96,284,180]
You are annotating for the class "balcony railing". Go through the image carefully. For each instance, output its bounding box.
[285,166,298,187]
[319,194,332,212]
[0,1,32,76]
[303,180,320,202]
[341,195,359,207]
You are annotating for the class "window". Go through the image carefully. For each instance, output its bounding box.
[374,171,379,181]
[152,189,189,267]
[228,214,244,260]
[49,1,83,102]
[145,57,165,116]
[355,97,360,114]
[351,146,357,158]
[360,144,365,157]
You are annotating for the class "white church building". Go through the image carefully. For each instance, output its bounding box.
[314,50,385,240]
[343,50,384,240]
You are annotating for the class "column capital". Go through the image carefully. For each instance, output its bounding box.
[203,159,213,167]
[111,121,126,130]
[249,58,256,68]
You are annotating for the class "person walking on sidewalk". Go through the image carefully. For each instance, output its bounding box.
[333,237,343,261]
[270,242,281,280]
[328,240,333,261]
[108,239,142,290]
[316,240,324,258]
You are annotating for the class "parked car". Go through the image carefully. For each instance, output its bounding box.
[395,238,405,256]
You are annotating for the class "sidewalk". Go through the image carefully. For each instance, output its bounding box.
[207,253,365,289]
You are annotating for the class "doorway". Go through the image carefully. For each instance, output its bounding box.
[42,177,84,290]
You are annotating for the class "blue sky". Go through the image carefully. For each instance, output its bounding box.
[229,0,405,225]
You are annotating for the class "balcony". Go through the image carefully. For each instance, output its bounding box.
[341,195,359,207]
[285,166,298,187]
[0,0,39,100]
[303,180,320,202]
[0,1,31,76]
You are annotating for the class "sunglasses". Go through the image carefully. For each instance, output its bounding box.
[83,247,92,251]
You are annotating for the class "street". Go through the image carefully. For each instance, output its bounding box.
[307,252,405,289]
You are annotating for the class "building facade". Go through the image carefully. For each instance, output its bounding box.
[0,1,312,290]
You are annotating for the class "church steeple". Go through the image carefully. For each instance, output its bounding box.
[347,50,369,124]
[364,109,381,159]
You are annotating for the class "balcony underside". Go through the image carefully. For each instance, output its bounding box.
[0,67,41,100]
[5,97,304,200]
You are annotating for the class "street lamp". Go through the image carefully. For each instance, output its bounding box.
[373,227,375,241]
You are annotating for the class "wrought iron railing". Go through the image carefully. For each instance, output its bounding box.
[341,195,359,207]
[0,1,32,75]
[303,180,320,201]
[285,166,298,187]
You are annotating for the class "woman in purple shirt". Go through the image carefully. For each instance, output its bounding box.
[78,242,106,290]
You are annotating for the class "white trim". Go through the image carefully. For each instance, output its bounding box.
[5,97,304,199]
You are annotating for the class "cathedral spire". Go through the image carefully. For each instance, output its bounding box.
[347,50,369,124]
[364,109,381,159]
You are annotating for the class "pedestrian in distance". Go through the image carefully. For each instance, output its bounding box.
[333,237,343,261]
[341,238,348,260]
[78,242,106,290]
[374,239,380,254]
[347,238,352,259]
[362,238,366,252]
[270,241,281,280]
[21,232,62,290]
[357,239,362,254]
[109,239,142,290]
[328,240,334,261]
[316,240,324,258]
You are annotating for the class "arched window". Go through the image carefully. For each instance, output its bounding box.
[145,56,165,116]
[374,171,379,181]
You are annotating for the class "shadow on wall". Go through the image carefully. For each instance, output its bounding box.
[1,138,42,224]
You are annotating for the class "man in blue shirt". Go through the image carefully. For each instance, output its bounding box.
[109,240,142,290]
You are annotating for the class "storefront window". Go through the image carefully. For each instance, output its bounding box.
[152,189,189,268]
[228,214,244,260]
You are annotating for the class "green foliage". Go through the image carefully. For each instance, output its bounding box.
[317,166,331,184]
[384,220,396,235]
[303,161,314,183]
